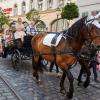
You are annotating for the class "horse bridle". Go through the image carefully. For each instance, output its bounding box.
[84,18,100,48]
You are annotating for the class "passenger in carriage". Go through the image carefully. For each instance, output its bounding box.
[26,20,38,36]
[0,29,3,56]
[2,28,13,58]
[14,17,26,48]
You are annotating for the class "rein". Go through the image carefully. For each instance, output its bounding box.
[84,18,100,48]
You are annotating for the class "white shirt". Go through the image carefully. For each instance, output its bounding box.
[26,25,38,35]
[14,23,26,41]
[14,31,26,42]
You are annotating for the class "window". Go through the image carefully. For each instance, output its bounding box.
[22,1,26,14]
[13,4,18,16]
[58,0,64,8]
[47,0,53,9]
[38,0,43,10]
[51,19,69,32]
[82,12,88,18]
[36,20,47,31]
[30,0,34,10]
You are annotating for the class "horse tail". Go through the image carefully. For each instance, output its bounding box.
[32,50,44,73]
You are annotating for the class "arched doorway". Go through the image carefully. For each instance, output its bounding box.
[51,18,69,32]
[36,20,47,31]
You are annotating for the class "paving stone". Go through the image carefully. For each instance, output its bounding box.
[0,96,7,100]
[0,57,100,100]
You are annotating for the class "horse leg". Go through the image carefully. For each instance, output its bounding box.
[55,63,59,73]
[60,72,66,94]
[53,63,61,78]
[32,56,40,83]
[49,62,54,72]
[83,66,91,88]
[77,68,84,86]
[66,70,74,99]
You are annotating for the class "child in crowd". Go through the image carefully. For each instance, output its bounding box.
[0,29,3,54]
[2,29,13,58]
[96,50,100,70]
[3,29,13,47]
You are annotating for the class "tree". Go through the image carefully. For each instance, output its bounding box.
[0,9,10,29]
[61,2,79,25]
[0,15,10,25]
[26,9,40,22]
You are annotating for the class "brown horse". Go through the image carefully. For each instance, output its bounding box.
[31,17,100,99]
[78,25,100,85]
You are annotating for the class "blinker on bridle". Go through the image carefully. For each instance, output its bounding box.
[84,17,100,48]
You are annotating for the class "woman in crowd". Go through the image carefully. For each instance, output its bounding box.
[14,17,26,41]
[14,17,26,48]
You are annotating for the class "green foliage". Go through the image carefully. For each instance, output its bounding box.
[26,9,40,21]
[0,14,10,25]
[61,3,79,20]
[0,15,9,25]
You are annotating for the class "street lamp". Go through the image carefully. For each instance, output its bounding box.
[67,0,71,4]
[56,7,61,32]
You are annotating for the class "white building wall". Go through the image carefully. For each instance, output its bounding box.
[0,0,76,31]
[0,0,76,16]
[77,0,100,18]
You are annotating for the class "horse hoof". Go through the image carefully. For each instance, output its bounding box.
[37,79,41,84]
[60,89,66,95]
[57,73,61,78]
[83,82,89,88]
[67,92,73,99]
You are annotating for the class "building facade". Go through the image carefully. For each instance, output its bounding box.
[77,0,100,18]
[0,0,76,32]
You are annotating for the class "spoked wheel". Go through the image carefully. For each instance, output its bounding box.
[11,49,21,71]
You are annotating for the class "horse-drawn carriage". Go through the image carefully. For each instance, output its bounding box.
[1,16,100,99]
[2,35,33,70]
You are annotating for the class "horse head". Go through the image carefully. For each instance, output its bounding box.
[86,24,100,49]
[79,17,100,57]
[65,16,100,54]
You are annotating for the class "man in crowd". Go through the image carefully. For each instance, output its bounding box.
[26,21,38,36]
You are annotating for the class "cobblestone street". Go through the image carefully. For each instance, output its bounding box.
[0,76,19,100]
[0,57,100,100]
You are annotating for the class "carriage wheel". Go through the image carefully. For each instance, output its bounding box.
[11,49,21,71]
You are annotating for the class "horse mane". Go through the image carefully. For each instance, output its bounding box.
[65,16,87,38]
